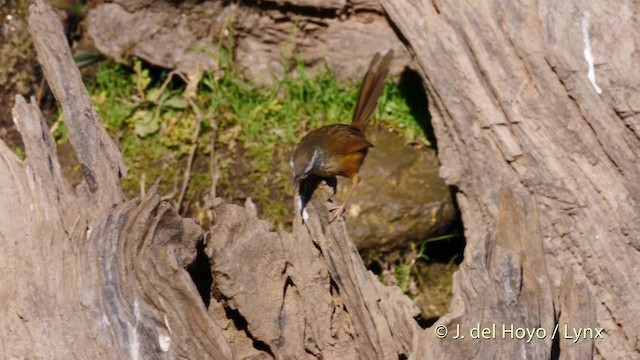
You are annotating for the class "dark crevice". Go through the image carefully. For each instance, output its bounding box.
[397,67,436,149]
[329,277,341,296]
[399,354,408,360]
[280,276,295,312]
[223,306,274,356]
[430,0,441,15]
[386,14,438,152]
[276,277,294,348]
[187,240,213,308]
[367,260,382,275]
[413,187,465,265]
[446,187,466,264]
[284,276,294,294]
[415,314,435,329]
[311,239,323,254]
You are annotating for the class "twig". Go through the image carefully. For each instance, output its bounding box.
[36,76,47,109]
[140,172,146,198]
[153,70,177,103]
[152,70,189,103]
[205,114,221,225]
[209,118,220,199]
[177,98,203,214]
[49,119,59,135]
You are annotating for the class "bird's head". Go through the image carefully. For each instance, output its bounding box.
[290,145,323,190]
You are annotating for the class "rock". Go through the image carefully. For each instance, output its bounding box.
[336,129,456,252]
[85,0,412,82]
[234,8,410,84]
[86,1,233,73]
[301,13,409,81]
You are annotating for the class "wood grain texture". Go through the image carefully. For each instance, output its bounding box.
[206,182,421,359]
[29,0,126,208]
[0,1,231,358]
[383,0,640,358]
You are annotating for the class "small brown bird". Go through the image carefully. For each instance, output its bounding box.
[291,50,393,222]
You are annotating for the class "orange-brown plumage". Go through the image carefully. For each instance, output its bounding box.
[291,50,393,222]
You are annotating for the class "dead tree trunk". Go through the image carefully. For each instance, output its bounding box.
[384,0,640,358]
[1,2,232,358]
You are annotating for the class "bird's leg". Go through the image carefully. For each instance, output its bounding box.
[329,174,360,223]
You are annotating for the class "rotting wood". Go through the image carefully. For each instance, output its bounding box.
[412,188,556,358]
[384,0,640,358]
[0,1,234,358]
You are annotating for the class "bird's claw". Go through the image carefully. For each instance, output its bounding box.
[328,204,346,223]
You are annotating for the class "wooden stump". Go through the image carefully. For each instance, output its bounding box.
[384,0,640,358]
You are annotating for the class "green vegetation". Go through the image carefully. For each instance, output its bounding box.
[377,234,460,317]
[56,53,425,227]
[388,234,459,294]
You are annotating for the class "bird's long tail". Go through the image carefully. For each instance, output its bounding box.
[351,50,394,132]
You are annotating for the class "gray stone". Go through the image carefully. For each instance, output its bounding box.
[336,129,456,252]
[87,1,232,73]
[85,0,412,82]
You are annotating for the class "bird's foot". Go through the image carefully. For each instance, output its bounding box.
[328,204,346,223]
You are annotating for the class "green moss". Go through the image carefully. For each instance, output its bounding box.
[74,56,425,227]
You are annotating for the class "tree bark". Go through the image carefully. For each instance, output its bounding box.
[1,2,232,358]
[383,0,640,358]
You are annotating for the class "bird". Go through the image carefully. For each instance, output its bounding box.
[291,50,393,223]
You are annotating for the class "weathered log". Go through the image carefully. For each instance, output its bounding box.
[1,1,232,358]
[383,0,640,358]
[206,182,421,359]
[412,188,556,358]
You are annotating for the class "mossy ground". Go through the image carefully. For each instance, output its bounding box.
[51,55,458,316]
[57,57,428,226]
